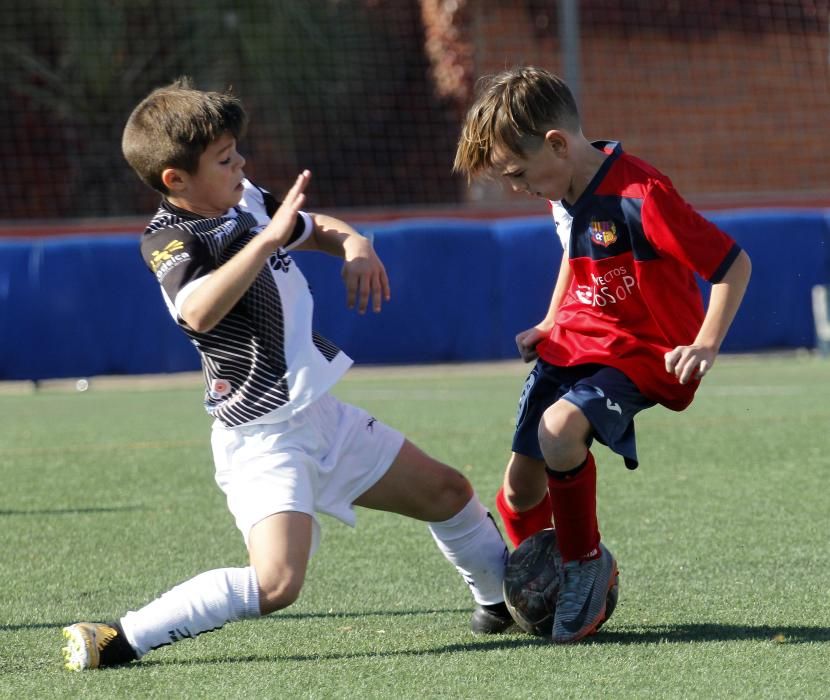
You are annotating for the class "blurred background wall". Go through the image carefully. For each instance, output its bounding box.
[1,0,828,223]
[0,1,828,380]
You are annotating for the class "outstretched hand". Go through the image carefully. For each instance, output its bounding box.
[263,170,311,250]
[664,344,716,384]
[342,237,391,314]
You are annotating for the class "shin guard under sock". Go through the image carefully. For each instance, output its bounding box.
[429,496,509,605]
[120,566,260,657]
[495,486,553,548]
[547,452,600,562]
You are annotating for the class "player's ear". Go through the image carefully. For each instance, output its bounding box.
[543,130,568,156]
[161,167,187,193]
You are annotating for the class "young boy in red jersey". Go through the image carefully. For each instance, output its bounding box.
[453,66,751,644]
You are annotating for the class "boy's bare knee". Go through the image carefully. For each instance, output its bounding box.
[257,573,304,615]
[504,453,548,510]
[355,442,474,521]
[538,403,590,471]
[432,467,474,518]
[401,464,474,522]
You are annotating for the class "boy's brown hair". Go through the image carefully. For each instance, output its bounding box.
[453,66,580,180]
[122,77,248,194]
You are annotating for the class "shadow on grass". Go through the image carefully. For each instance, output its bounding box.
[8,616,826,669]
[265,612,830,644]
[0,608,471,633]
[0,622,80,632]
[129,621,830,668]
[271,607,471,622]
[595,623,830,645]
[8,612,828,644]
[0,505,145,516]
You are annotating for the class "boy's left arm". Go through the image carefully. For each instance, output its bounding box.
[296,212,391,314]
[665,249,752,384]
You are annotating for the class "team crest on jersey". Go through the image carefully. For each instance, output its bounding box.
[589,220,618,247]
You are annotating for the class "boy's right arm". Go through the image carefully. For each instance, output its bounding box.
[515,251,572,362]
[180,171,310,332]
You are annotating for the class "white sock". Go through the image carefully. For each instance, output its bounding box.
[120,566,260,657]
[428,496,508,605]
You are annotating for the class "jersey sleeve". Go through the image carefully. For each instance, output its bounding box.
[141,226,215,305]
[550,200,571,253]
[641,179,741,282]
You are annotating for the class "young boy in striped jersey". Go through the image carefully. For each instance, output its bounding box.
[62,78,511,671]
[453,67,751,644]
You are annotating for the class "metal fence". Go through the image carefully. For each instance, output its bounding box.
[1,0,828,222]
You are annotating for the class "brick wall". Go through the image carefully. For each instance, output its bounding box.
[464,2,830,207]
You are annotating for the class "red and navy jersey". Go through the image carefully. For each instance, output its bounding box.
[537,141,741,411]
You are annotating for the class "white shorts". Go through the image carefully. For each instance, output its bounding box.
[211,392,405,552]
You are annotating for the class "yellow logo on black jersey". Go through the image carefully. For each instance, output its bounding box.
[150,240,186,272]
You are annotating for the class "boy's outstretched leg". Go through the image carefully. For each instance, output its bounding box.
[62,511,312,670]
[62,566,259,670]
[354,439,512,634]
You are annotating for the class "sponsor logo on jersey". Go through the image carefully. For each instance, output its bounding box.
[575,265,637,307]
[150,240,191,280]
[590,220,618,247]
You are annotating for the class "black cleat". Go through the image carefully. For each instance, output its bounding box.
[470,601,515,634]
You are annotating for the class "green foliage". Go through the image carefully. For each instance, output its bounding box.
[0,0,406,215]
[1,356,828,698]
[0,0,376,119]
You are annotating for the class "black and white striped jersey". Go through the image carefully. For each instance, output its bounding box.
[140,179,352,427]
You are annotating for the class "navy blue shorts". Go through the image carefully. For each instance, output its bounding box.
[512,360,655,469]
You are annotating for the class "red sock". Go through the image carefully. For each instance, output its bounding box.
[495,487,553,548]
[547,451,600,562]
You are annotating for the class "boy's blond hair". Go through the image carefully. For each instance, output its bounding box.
[453,66,580,180]
[122,77,248,194]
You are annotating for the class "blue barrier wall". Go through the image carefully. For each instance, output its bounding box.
[1,209,828,380]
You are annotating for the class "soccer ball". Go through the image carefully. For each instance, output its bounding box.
[502,528,619,637]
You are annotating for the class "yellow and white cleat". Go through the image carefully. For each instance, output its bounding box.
[62,622,136,671]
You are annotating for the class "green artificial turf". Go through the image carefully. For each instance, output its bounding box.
[1,356,828,698]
